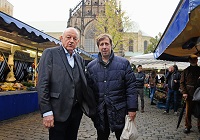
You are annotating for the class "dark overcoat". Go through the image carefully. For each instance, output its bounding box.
[37,46,96,122]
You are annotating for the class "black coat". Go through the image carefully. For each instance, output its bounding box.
[37,46,95,121]
[165,70,181,90]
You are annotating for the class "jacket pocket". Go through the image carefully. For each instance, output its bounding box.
[114,102,126,110]
[50,92,60,98]
[112,102,127,124]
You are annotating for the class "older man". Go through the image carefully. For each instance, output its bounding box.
[37,27,93,140]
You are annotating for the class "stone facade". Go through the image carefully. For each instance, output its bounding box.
[45,32,62,41]
[67,0,106,54]
[123,31,152,52]
[67,0,152,57]
[0,0,13,16]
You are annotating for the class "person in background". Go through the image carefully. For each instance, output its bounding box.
[144,74,150,97]
[37,27,92,140]
[86,33,138,140]
[149,70,158,105]
[135,65,145,113]
[160,75,165,84]
[163,65,181,115]
[180,54,200,134]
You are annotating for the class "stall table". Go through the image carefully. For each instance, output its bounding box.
[0,91,38,121]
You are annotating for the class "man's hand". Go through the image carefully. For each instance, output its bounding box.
[43,115,54,128]
[128,112,136,121]
[183,94,188,100]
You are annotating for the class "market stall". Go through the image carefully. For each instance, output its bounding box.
[0,11,61,120]
[153,0,200,110]
[0,11,96,121]
[154,0,200,61]
[0,91,38,121]
[130,53,191,70]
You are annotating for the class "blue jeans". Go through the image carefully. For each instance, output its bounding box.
[150,87,156,102]
[165,89,178,112]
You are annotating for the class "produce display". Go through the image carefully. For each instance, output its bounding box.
[0,82,34,92]
[154,83,167,102]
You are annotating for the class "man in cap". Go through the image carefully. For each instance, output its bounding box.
[180,54,200,134]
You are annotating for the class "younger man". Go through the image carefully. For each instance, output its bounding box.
[135,65,145,112]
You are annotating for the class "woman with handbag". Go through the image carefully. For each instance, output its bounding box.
[148,70,158,105]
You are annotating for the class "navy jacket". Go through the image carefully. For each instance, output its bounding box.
[135,71,145,88]
[86,51,138,132]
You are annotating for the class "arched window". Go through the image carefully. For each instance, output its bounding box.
[84,24,98,53]
[144,40,148,51]
[129,39,133,52]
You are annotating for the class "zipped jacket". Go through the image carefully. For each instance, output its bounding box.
[86,51,138,132]
[135,71,145,88]
[165,70,181,90]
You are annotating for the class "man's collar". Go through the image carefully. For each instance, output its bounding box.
[62,46,75,56]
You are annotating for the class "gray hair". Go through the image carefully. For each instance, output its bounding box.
[62,27,79,38]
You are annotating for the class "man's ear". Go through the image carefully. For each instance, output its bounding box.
[76,39,80,45]
[59,36,62,41]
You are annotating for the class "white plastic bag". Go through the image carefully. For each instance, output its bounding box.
[120,115,139,140]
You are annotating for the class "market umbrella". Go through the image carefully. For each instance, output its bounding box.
[154,0,200,62]
[177,101,186,130]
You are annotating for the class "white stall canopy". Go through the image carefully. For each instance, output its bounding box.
[130,53,192,70]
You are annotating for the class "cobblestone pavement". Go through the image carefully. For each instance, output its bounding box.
[0,96,200,140]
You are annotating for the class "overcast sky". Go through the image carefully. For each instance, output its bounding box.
[7,0,180,37]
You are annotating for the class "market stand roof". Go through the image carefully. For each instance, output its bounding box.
[154,0,200,62]
[0,11,95,61]
[130,53,191,70]
[0,11,61,53]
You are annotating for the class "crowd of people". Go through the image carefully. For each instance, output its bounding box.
[135,55,200,135]
[37,27,200,140]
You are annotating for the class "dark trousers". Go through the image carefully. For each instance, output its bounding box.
[49,103,83,140]
[185,96,200,129]
[97,111,123,140]
[136,88,144,109]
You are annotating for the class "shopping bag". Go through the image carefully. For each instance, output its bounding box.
[192,101,200,118]
[193,87,200,101]
[120,115,139,140]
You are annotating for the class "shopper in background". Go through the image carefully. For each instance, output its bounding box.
[149,70,158,105]
[135,65,145,113]
[180,54,200,134]
[163,65,181,115]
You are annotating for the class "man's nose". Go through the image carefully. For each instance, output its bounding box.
[102,43,107,48]
[69,37,75,42]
